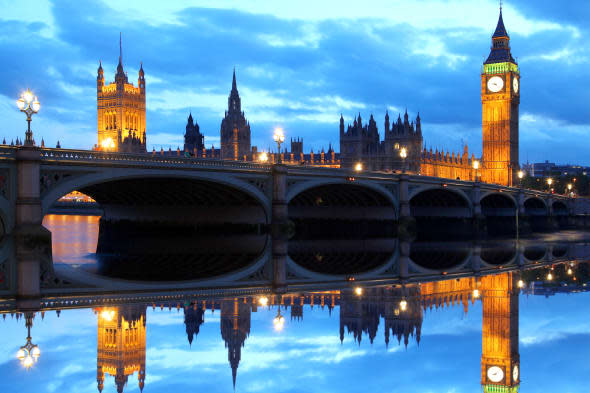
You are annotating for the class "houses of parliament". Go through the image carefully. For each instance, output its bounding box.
[96,10,520,187]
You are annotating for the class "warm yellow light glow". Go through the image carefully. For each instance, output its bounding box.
[546,178,553,186]
[273,128,285,143]
[258,296,269,307]
[16,349,25,360]
[32,346,40,359]
[32,97,40,112]
[354,287,363,296]
[400,147,407,159]
[259,152,269,162]
[399,299,408,311]
[473,160,480,170]
[23,355,33,369]
[101,137,115,150]
[100,310,115,321]
[23,89,33,104]
[16,97,25,110]
[354,162,363,172]
[273,314,285,331]
[472,289,480,299]
[518,170,524,179]
[517,280,525,288]
[546,272,553,281]
[567,183,573,191]
[567,268,573,275]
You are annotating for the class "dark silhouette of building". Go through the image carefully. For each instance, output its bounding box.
[339,111,422,172]
[220,298,252,389]
[220,70,251,160]
[184,113,205,156]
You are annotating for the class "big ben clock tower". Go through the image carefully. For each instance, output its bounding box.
[481,9,519,186]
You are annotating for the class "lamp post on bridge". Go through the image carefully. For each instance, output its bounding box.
[473,160,480,182]
[273,128,285,164]
[400,146,408,174]
[16,89,41,146]
[516,170,525,241]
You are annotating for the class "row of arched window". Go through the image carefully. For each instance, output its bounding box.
[104,112,142,131]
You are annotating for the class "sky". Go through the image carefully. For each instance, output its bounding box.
[1,292,589,393]
[0,0,589,164]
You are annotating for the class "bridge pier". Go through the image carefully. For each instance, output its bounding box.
[397,174,415,239]
[271,165,288,290]
[15,147,49,308]
[471,183,486,237]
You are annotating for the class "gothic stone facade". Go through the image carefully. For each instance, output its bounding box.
[220,70,251,160]
[96,42,146,154]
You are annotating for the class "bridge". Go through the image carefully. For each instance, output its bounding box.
[1,145,589,305]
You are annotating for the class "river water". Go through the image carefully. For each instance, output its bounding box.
[0,215,588,393]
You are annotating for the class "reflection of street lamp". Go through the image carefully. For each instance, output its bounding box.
[273,128,285,163]
[399,298,408,312]
[473,160,480,182]
[16,89,41,146]
[472,289,480,299]
[273,308,285,331]
[354,162,363,172]
[400,147,407,173]
[546,272,553,281]
[16,313,40,370]
[258,296,269,307]
[354,287,363,296]
[517,279,525,289]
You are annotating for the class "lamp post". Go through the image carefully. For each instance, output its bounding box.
[546,177,553,193]
[400,146,408,174]
[16,89,40,146]
[273,128,285,164]
[473,160,480,182]
[516,170,524,240]
[273,307,285,331]
[16,313,40,370]
[567,183,573,196]
[517,170,524,188]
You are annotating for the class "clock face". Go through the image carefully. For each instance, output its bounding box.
[513,77,519,93]
[513,365,519,382]
[487,366,504,383]
[487,76,504,93]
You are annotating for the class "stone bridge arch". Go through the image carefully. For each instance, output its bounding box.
[41,169,272,224]
[480,192,517,216]
[523,196,548,216]
[409,186,472,217]
[551,200,568,216]
[287,179,397,221]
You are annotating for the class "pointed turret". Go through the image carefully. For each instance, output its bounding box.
[116,32,124,75]
[385,110,390,133]
[232,67,237,92]
[493,8,509,39]
[484,8,516,65]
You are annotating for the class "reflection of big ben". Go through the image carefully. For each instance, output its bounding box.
[481,9,519,186]
[95,306,147,393]
[481,273,520,392]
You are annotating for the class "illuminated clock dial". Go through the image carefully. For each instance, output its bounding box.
[513,77,519,93]
[487,366,504,383]
[513,365,519,382]
[487,76,504,93]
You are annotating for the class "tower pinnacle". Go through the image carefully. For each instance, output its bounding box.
[232,67,237,92]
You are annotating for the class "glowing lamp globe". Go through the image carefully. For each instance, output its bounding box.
[399,299,408,311]
[17,97,25,110]
[32,98,40,113]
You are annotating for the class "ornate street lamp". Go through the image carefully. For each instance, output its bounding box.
[273,128,285,164]
[473,160,480,182]
[400,146,408,173]
[16,313,40,370]
[517,170,524,187]
[16,89,40,146]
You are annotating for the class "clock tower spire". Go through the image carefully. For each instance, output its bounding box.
[481,8,520,186]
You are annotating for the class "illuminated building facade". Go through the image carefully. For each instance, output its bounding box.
[220,70,252,160]
[338,10,519,186]
[97,37,146,153]
[481,10,520,187]
[95,306,146,393]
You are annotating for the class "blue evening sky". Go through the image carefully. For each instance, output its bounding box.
[0,1,589,164]
[0,292,589,393]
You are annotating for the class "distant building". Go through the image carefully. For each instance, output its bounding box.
[523,161,590,177]
[220,70,252,160]
[183,113,205,156]
[96,36,146,153]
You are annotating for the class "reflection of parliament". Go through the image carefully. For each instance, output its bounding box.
[97,10,520,186]
[92,272,520,392]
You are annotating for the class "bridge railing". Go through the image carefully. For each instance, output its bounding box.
[37,147,273,171]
